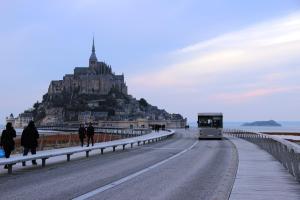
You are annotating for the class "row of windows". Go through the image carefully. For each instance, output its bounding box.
[197,117,223,128]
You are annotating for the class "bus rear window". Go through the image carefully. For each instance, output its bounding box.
[198,116,223,128]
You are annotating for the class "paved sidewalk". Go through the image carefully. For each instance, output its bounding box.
[229,136,300,200]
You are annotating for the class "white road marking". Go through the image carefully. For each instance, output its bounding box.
[72,141,198,200]
[141,147,186,150]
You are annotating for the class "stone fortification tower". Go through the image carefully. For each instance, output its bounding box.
[48,38,128,96]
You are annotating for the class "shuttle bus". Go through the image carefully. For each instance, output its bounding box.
[197,113,223,139]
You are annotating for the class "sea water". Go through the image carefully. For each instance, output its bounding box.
[189,121,300,133]
[224,121,300,133]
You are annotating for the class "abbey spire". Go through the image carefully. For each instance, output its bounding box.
[89,36,98,67]
[92,36,95,53]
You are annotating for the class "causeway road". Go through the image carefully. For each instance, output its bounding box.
[0,129,238,200]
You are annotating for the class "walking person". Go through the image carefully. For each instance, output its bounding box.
[0,122,16,169]
[86,123,94,147]
[78,124,86,147]
[21,121,39,166]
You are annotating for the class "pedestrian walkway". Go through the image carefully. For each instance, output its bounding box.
[0,130,173,174]
[229,136,300,200]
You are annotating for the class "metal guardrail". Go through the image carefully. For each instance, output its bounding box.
[224,129,300,182]
[0,130,175,174]
[38,126,152,135]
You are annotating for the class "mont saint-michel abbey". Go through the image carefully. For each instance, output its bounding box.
[48,38,127,96]
[7,39,186,129]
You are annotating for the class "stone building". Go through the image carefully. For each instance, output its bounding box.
[48,38,127,96]
[6,112,34,128]
[12,38,187,129]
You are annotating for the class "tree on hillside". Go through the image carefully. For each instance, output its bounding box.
[139,98,148,107]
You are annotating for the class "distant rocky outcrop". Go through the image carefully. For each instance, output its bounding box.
[242,120,281,127]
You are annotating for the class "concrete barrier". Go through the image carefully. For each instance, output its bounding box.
[0,130,174,174]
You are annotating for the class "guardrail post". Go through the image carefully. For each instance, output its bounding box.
[7,164,13,174]
[271,141,278,157]
[67,154,71,161]
[292,152,300,182]
[275,141,282,161]
[268,139,274,154]
[289,149,297,177]
[282,145,289,170]
[42,158,47,167]
[278,143,285,163]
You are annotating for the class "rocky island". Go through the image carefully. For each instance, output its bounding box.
[7,39,186,129]
[242,120,281,127]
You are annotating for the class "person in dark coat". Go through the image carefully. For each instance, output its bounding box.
[21,121,39,166]
[86,123,94,147]
[0,122,16,168]
[78,124,86,147]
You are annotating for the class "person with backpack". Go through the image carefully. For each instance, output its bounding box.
[0,122,16,168]
[21,121,39,166]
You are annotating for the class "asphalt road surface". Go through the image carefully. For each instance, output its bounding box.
[0,129,238,200]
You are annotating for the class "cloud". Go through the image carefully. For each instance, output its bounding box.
[128,12,300,120]
[212,86,300,103]
[129,12,300,89]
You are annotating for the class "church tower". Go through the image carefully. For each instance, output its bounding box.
[89,37,98,68]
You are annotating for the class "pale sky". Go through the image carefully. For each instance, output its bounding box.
[0,0,300,122]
